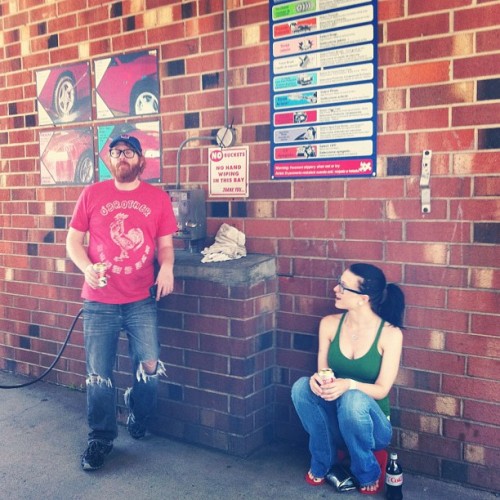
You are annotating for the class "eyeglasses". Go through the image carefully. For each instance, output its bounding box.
[337,278,364,295]
[110,148,137,159]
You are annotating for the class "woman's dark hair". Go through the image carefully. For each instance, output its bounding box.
[349,263,405,328]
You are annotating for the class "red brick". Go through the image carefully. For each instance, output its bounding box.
[450,199,499,221]
[328,240,384,261]
[387,242,449,264]
[410,82,474,107]
[404,285,446,308]
[378,88,406,111]
[399,388,460,416]
[77,7,110,26]
[477,28,500,53]
[463,400,500,426]
[454,54,500,79]
[229,3,268,28]
[327,199,384,220]
[451,244,500,268]
[453,152,500,175]
[406,221,471,243]
[448,289,499,314]
[379,43,406,66]
[405,307,469,332]
[410,34,473,62]
[409,0,472,15]
[3,12,29,29]
[244,219,290,238]
[247,64,270,85]
[290,220,342,239]
[403,348,466,375]
[387,108,449,131]
[443,375,500,404]
[276,347,315,372]
[467,462,500,493]
[444,418,500,447]
[377,133,406,154]
[387,14,450,42]
[347,178,404,198]
[455,3,500,31]
[471,314,499,336]
[474,177,500,197]
[417,433,462,460]
[410,128,475,152]
[112,32,147,53]
[276,200,325,219]
[430,177,472,198]
[405,264,468,288]
[458,100,500,126]
[467,356,500,380]
[294,180,344,199]
[387,61,450,87]
[59,27,89,47]
[188,88,223,110]
[232,83,269,106]
[345,220,402,241]
[245,103,270,124]
[379,0,404,20]
[471,268,500,290]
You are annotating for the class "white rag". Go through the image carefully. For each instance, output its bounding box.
[201,223,247,263]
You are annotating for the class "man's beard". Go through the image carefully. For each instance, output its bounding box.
[114,161,142,183]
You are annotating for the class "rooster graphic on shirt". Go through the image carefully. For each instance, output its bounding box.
[110,213,144,262]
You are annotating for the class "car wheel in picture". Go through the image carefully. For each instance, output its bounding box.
[53,74,76,118]
[130,81,159,115]
[74,149,94,184]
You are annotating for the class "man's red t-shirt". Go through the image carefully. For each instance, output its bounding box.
[70,180,177,304]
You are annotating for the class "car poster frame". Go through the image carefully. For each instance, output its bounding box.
[39,126,94,185]
[94,49,160,120]
[97,120,162,184]
[269,0,378,179]
[35,62,92,126]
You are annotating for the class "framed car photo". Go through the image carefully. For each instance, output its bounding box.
[36,62,92,126]
[94,50,160,120]
[97,120,162,183]
[39,127,95,185]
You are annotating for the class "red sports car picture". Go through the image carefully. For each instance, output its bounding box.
[97,121,161,183]
[94,50,160,119]
[36,62,91,125]
[39,127,94,185]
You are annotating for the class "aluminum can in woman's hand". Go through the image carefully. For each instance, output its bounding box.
[93,263,107,287]
[318,368,335,384]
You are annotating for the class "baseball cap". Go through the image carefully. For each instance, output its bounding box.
[109,134,142,155]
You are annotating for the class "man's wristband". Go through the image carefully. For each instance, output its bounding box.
[349,379,358,390]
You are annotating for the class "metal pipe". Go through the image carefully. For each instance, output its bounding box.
[175,136,213,189]
[174,2,230,189]
[223,0,228,127]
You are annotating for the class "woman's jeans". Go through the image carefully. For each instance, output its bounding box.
[83,298,161,443]
[291,376,392,486]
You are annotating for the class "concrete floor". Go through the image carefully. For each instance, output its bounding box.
[0,371,497,500]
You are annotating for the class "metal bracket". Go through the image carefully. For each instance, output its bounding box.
[420,150,432,213]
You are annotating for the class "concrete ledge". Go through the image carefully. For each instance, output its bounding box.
[173,251,276,285]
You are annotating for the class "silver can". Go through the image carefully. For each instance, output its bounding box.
[93,263,107,287]
[318,368,335,384]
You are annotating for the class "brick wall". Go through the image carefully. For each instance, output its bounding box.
[0,0,499,493]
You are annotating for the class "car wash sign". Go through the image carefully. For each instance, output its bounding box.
[208,146,249,198]
[270,0,378,179]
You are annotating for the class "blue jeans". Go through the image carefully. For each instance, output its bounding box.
[83,298,161,443]
[291,376,392,486]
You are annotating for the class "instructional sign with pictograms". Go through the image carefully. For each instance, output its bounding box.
[208,146,249,198]
[269,0,378,179]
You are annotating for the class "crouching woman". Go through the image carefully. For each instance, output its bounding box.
[291,263,405,494]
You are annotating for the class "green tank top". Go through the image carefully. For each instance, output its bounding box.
[327,313,390,417]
